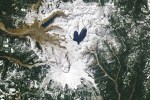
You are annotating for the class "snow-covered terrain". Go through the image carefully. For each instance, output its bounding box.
[25,0,114,90]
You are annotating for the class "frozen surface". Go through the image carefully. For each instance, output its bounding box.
[25,0,114,89]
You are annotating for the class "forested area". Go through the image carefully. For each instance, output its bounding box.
[0,0,150,100]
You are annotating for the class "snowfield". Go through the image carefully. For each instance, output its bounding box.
[25,0,114,89]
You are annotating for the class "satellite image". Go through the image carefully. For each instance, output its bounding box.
[0,0,150,100]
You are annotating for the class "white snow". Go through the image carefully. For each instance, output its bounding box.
[9,88,16,94]
[25,0,114,89]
